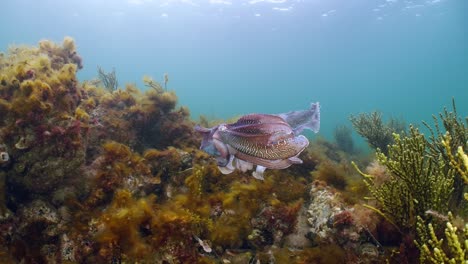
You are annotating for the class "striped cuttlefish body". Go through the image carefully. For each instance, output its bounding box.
[195,102,320,180]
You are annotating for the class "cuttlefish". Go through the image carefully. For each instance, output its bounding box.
[195,102,320,180]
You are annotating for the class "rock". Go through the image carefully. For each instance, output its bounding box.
[307,182,342,241]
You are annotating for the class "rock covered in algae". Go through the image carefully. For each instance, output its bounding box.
[306,180,384,262]
[0,37,88,200]
[307,181,343,240]
[0,37,205,262]
[15,200,60,236]
[0,37,395,263]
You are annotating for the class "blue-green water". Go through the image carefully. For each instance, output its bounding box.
[1,0,467,141]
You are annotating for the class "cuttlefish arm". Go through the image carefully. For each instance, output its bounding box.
[218,156,254,175]
[218,154,235,174]
[218,156,267,180]
[195,124,231,166]
[252,166,267,180]
[194,125,219,155]
[251,156,303,180]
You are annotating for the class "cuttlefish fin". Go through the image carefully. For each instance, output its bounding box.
[252,165,266,180]
[297,102,320,134]
[277,102,321,134]
[235,114,287,126]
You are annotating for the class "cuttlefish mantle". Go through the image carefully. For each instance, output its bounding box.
[195,102,320,180]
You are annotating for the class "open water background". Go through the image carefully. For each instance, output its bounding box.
[1,0,467,145]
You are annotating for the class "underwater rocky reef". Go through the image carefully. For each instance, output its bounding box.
[0,38,466,264]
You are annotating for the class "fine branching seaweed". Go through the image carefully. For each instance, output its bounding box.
[354,126,454,232]
[143,75,164,93]
[350,111,406,154]
[424,98,468,212]
[416,212,467,264]
[97,66,118,92]
[333,124,355,154]
[353,101,467,262]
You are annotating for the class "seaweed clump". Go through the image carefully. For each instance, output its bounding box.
[416,212,467,264]
[333,124,355,154]
[91,189,208,263]
[415,133,468,263]
[352,101,467,262]
[97,66,118,92]
[425,99,468,210]
[358,126,454,230]
[350,111,406,154]
[0,38,206,262]
[85,141,154,207]
[0,37,88,201]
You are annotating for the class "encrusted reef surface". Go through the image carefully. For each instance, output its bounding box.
[0,38,466,264]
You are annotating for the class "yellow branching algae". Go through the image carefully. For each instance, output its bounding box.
[95,189,155,260]
[353,100,467,262]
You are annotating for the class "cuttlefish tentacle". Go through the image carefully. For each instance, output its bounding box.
[218,155,235,174]
[212,137,230,166]
[194,125,221,156]
[252,166,267,180]
[235,158,254,172]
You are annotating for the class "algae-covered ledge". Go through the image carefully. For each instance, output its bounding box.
[0,37,466,263]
